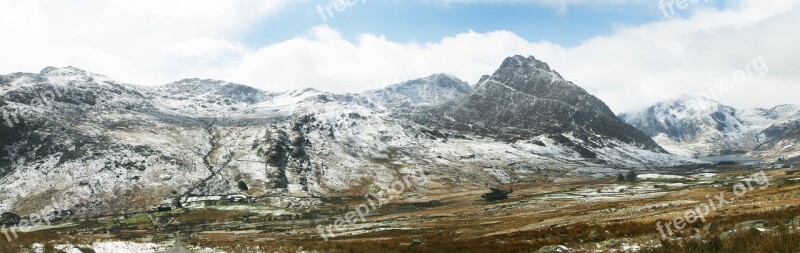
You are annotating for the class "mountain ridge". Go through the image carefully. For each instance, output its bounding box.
[0,57,694,216]
[412,55,665,152]
[620,94,800,159]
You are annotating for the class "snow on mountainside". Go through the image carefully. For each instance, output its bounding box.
[364,73,472,110]
[619,95,800,158]
[150,78,276,117]
[0,60,695,216]
[744,104,800,140]
[752,127,800,163]
[0,67,210,215]
[413,55,665,152]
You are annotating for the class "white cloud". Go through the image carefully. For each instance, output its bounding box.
[544,0,800,112]
[1,0,798,113]
[0,0,288,85]
[224,26,541,93]
[218,0,800,112]
[159,38,246,63]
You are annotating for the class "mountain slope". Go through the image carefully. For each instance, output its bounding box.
[752,127,800,163]
[0,67,211,215]
[0,62,693,216]
[413,55,665,152]
[619,95,800,158]
[364,73,472,111]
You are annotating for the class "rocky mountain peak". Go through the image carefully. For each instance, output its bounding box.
[414,55,665,153]
[157,78,272,104]
[499,55,552,72]
[421,73,468,87]
[384,73,469,91]
[365,73,472,110]
[620,95,800,157]
[160,78,226,92]
[38,66,93,77]
[665,94,726,112]
[487,55,566,93]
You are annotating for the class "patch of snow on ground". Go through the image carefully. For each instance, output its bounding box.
[621,243,641,252]
[638,174,691,180]
[62,241,170,253]
[567,167,625,178]
[691,173,718,178]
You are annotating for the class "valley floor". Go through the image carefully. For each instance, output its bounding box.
[3,166,800,253]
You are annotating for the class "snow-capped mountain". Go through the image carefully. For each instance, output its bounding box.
[619,95,800,158]
[0,56,694,216]
[744,104,800,141]
[364,73,472,111]
[752,127,800,163]
[413,55,664,152]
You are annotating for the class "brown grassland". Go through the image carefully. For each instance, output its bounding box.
[1,168,799,252]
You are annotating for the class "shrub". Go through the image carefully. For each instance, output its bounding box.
[237,181,249,191]
[625,170,638,182]
[481,188,511,202]
[0,212,20,226]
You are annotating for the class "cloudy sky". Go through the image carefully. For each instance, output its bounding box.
[0,0,797,112]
